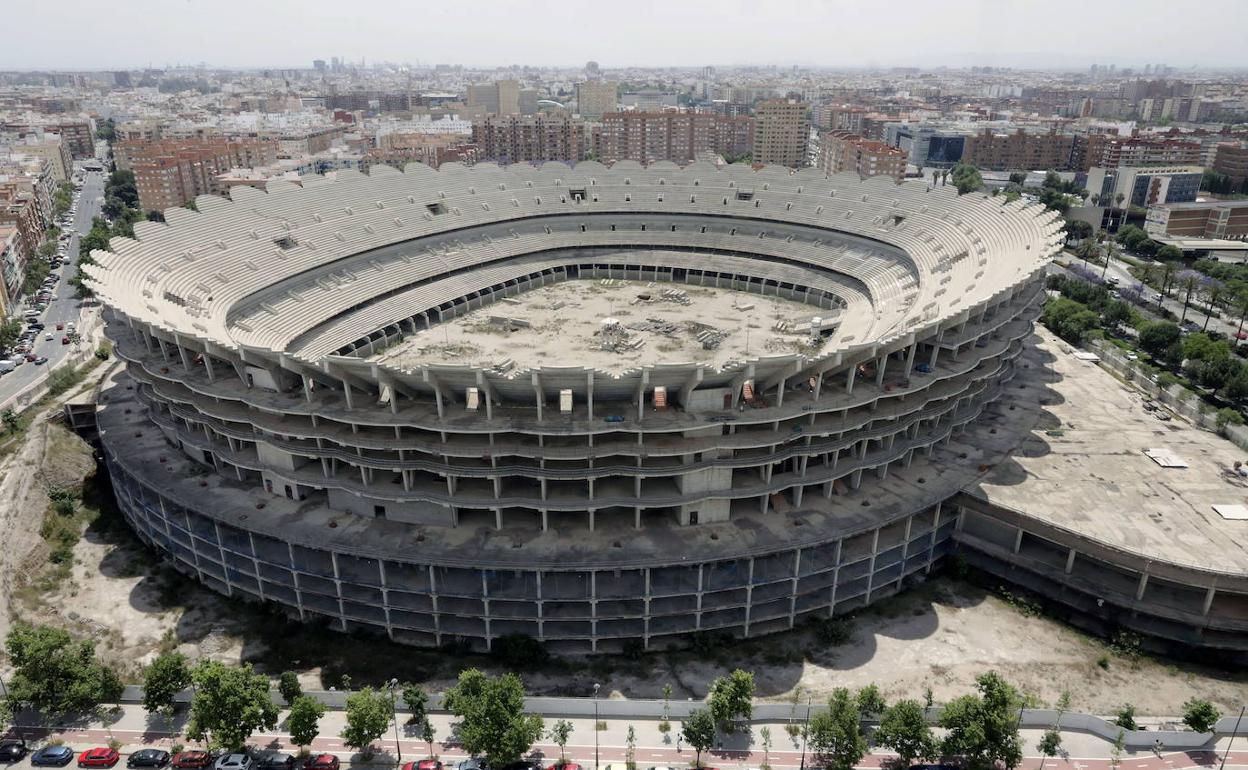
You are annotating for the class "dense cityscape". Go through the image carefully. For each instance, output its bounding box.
[0,5,1247,770]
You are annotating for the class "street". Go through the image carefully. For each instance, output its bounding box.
[0,166,104,409]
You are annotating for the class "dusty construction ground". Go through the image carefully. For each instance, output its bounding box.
[373,279,828,374]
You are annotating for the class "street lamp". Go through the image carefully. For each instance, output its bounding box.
[1218,705,1245,770]
[798,695,811,770]
[388,678,402,768]
[593,683,601,770]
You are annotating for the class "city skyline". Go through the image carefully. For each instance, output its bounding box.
[3,0,1248,71]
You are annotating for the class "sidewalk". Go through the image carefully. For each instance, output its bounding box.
[9,705,1248,770]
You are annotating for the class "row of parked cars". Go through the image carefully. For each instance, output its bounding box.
[0,743,344,770]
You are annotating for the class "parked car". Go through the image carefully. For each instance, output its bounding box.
[302,756,338,770]
[31,746,75,767]
[253,753,293,770]
[78,748,120,768]
[62,336,70,345]
[126,751,169,769]
[0,740,28,762]
[171,752,212,770]
[213,754,253,770]
[457,760,489,770]
[403,762,443,770]
[34,356,48,365]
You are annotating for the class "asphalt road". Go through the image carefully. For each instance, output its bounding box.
[0,166,104,407]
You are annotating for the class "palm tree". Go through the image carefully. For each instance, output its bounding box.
[1204,281,1226,331]
[1177,271,1202,324]
[1101,242,1117,280]
[1234,290,1248,343]
[1076,240,1098,267]
[1160,261,1179,300]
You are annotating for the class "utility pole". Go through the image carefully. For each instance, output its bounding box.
[388,678,402,768]
[593,683,601,770]
[1218,705,1245,770]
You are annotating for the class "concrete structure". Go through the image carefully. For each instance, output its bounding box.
[472,114,587,165]
[575,81,618,121]
[753,100,809,168]
[1213,143,1248,187]
[820,132,907,182]
[116,138,280,212]
[1086,165,1203,209]
[53,120,94,159]
[1145,199,1248,240]
[87,161,1065,653]
[960,129,1075,172]
[599,112,753,165]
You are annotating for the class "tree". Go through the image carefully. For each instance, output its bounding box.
[1139,322,1182,361]
[1113,705,1137,731]
[808,688,868,770]
[1110,729,1126,770]
[142,651,190,716]
[402,683,428,726]
[950,164,984,195]
[185,660,278,750]
[681,708,716,768]
[549,719,573,763]
[855,684,885,718]
[1181,698,1221,733]
[0,318,24,350]
[342,687,393,757]
[1037,729,1062,765]
[874,699,936,764]
[442,669,544,765]
[5,624,123,719]
[278,671,302,704]
[708,669,755,730]
[420,718,436,758]
[625,724,637,770]
[938,671,1024,770]
[1157,245,1184,262]
[1064,219,1093,242]
[760,726,773,770]
[287,695,326,751]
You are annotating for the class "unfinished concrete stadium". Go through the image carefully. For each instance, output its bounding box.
[81,160,1248,659]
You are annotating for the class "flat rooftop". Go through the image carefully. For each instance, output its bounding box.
[967,331,1248,576]
[371,279,832,375]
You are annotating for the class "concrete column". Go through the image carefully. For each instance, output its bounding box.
[875,355,887,388]
[1012,527,1024,554]
[1134,571,1149,601]
[846,363,857,394]
[1203,586,1216,616]
[904,341,918,378]
[587,371,594,420]
[1065,548,1076,574]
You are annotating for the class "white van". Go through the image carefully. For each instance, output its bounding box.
[0,360,17,374]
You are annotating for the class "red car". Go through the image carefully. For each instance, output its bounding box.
[304,757,339,770]
[61,336,70,345]
[78,748,120,768]
[403,762,442,770]
[171,752,212,770]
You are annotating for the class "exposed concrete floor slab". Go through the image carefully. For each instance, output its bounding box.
[373,279,829,374]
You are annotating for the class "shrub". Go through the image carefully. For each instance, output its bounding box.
[810,616,852,646]
[1113,704,1137,730]
[1182,698,1221,733]
[491,633,549,670]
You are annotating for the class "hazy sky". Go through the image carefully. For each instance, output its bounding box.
[4,0,1247,71]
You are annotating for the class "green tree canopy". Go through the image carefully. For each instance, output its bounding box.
[1157,245,1184,262]
[708,669,755,729]
[548,719,573,761]
[938,671,1024,770]
[874,699,937,764]
[342,687,392,756]
[277,671,302,704]
[950,164,984,195]
[855,684,885,718]
[141,651,190,716]
[681,708,716,768]
[5,624,123,719]
[808,688,868,770]
[287,695,326,749]
[442,668,544,765]
[1181,698,1221,733]
[402,682,428,725]
[185,660,278,750]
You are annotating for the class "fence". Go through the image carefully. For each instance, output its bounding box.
[1088,339,1248,451]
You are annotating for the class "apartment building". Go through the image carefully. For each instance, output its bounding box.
[1214,143,1248,186]
[576,81,618,120]
[53,120,94,159]
[812,103,868,133]
[471,114,587,164]
[466,80,536,117]
[960,129,1075,171]
[369,133,479,169]
[1074,135,1202,171]
[0,226,18,318]
[598,112,753,164]
[118,138,279,212]
[820,131,907,181]
[1145,200,1248,240]
[753,99,809,168]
